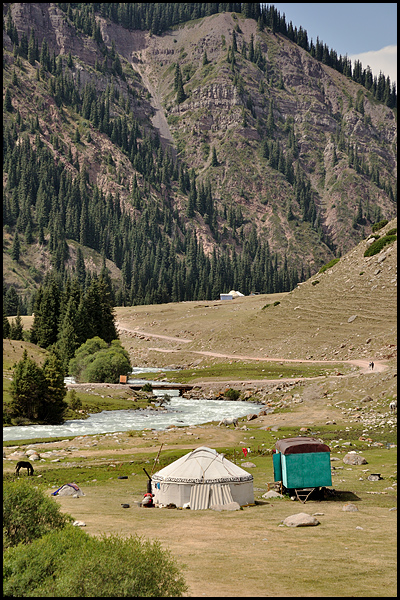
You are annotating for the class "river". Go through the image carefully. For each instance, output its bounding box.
[3,368,261,442]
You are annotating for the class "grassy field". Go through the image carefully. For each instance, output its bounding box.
[3,223,397,596]
[3,423,397,597]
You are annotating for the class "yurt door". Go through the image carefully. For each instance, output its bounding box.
[189,484,211,510]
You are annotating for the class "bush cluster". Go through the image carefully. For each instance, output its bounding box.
[3,479,72,549]
[3,480,187,597]
[371,219,389,232]
[223,388,240,400]
[318,257,340,274]
[363,234,397,257]
[69,337,131,383]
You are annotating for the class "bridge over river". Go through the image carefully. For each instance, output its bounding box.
[128,383,194,392]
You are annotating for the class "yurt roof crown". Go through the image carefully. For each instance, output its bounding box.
[152,446,253,484]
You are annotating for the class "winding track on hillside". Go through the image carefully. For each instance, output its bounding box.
[117,324,388,382]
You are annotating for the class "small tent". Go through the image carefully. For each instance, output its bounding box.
[52,483,85,496]
[151,446,254,509]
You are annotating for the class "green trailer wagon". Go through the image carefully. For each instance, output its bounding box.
[273,437,332,503]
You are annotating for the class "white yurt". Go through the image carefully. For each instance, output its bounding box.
[151,446,254,509]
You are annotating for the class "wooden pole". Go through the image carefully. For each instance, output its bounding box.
[150,443,164,476]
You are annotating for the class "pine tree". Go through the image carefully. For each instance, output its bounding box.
[4,87,13,112]
[10,350,46,421]
[174,63,186,104]
[211,147,218,166]
[40,352,68,423]
[34,279,61,348]
[57,297,80,373]
[9,309,24,340]
[5,286,20,316]
[75,247,86,289]
[11,232,20,262]
[3,308,11,339]
[176,76,186,104]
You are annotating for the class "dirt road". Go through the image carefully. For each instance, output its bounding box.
[117,324,388,379]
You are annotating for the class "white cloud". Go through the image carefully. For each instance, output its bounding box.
[349,45,397,84]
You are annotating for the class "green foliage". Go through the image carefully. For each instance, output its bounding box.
[318,258,340,274]
[364,234,397,257]
[371,219,389,232]
[10,349,46,421]
[141,382,153,392]
[3,525,187,597]
[211,146,218,166]
[223,388,240,400]
[9,309,24,340]
[69,337,131,383]
[41,352,68,423]
[3,307,11,338]
[10,350,67,424]
[68,389,82,410]
[3,479,72,549]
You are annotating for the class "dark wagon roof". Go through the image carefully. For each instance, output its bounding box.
[275,437,330,455]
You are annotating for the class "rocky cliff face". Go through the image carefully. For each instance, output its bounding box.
[3,4,397,270]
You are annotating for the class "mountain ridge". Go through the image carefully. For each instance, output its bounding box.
[3,3,397,309]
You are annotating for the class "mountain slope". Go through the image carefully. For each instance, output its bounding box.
[3,4,397,307]
[115,218,397,367]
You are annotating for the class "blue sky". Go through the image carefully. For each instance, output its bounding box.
[269,3,397,83]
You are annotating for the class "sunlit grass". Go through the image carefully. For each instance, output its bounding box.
[152,361,351,382]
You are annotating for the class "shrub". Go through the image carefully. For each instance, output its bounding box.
[273,301,280,306]
[363,234,397,257]
[371,219,388,232]
[142,382,153,392]
[311,280,320,286]
[318,257,340,274]
[3,479,72,549]
[68,389,82,411]
[69,337,131,383]
[224,388,240,400]
[4,526,188,597]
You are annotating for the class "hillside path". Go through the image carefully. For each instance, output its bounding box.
[117,324,388,379]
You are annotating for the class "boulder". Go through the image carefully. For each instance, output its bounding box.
[246,413,258,421]
[361,395,373,403]
[210,501,241,511]
[343,453,368,465]
[241,461,256,468]
[342,503,359,512]
[282,513,320,527]
[262,490,284,499]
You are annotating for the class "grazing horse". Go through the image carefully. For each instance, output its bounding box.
[15,461,34,476]
[218,417,238,427]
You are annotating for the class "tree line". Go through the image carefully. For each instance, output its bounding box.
[56,2,396,108]
[3,29,308,314]
[4,3,394,319]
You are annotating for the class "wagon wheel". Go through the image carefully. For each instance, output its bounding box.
[295,488,315,504]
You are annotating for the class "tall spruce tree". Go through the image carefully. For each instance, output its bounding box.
[9,309,24,341]
[10,350,46,421]
[3,308,10,339]
[40,352,68,423]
